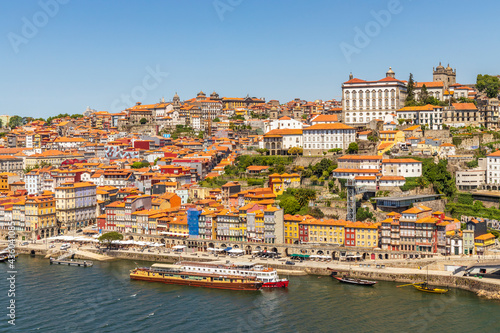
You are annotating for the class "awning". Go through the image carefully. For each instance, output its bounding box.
[172,245,187,249]
[228,248,244,253]
[290,254,310,258]
[224,247,232,252]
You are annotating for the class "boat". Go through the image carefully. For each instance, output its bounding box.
[328,266,377,286]
[130,263,263,291]
[397,265,449,294]
[412,283,448,294]
[0,249,18,262]
[331,274,377,286]
[177,261,289,288]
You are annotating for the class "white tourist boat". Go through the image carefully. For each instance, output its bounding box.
[177,261,289,288]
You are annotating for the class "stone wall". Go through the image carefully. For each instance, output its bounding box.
[425,129,451,139]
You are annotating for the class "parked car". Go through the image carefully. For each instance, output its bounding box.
[21,242,29,246]
[49,245,55,249]
[76,229,83,233]
[285,261,295,265]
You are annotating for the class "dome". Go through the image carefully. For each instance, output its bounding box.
[436,62,444,70]
[446,64,452,70]
[387,67,395,74]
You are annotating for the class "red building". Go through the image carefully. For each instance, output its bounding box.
[298,223,309,243]
[344,226,356,247]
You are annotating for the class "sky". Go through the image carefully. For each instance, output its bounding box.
[1,0,500,118]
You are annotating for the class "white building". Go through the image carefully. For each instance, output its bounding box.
[379,176,406,187]
[53,137,89,150]
[191,116,202,131]
[414,81,445,101]
[486,150,500,185]
[342,67,407,127]
[302,123,356,155]
[265,116,303,133]
[381,159,422,178]
[397,104,443,130]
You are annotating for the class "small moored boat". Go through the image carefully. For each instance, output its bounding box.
[332,275,377,286]
[412,282,448,294]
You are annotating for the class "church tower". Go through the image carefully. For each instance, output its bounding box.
[433,62,456,90]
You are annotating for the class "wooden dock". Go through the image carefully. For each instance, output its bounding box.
[50,258,93,267]
[50,250,93,267]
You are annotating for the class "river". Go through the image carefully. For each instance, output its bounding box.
[1,255,499,332]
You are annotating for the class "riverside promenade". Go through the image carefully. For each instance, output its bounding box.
[8,239,500,299]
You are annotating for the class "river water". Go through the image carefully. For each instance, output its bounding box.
[1,255,499,332]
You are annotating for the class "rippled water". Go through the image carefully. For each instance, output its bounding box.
[1,256,500,332]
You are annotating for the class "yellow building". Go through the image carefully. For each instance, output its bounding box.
[347,221,379,248]
[168,215,189,235]
[0,172,20,192]
[301,219,346,245]
[475,233,496,254]
[25,195,56,239]
[269,173,301,195]
[379,130,405,143]
[284,214,302,244]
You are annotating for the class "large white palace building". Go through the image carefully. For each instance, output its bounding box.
[342,68,407,127]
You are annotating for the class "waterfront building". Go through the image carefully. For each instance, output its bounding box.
[474,233,496,255]
[299,219,346,246]
[284,214,302,244]
[25,195,57,239]
[55,182,97,233]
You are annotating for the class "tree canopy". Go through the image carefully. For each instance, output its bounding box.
[9,116,23,128]
[98,232,124,246]
[131,161,150,169]
[347,142,358,154]
[476,74,500,98]
[279,196,301,215]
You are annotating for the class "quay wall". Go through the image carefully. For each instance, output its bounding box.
[15,245,500,298]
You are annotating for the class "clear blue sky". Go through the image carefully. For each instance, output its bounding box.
[1,0,499,118]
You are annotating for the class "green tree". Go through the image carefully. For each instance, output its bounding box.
[308,207,324,219]
[367,135,379,142]
[356,207,374,222]
[419,84,429,103]
[256,148,269,155]
[131,161,150,169]
[139,118,148,124]
[476,74,500,98]
[416,176,428,189]
[98,231,124,248]
[288,147,303,156]
[9,116,23,129]
[213,117,220,122]
[405,73,416,105]
[0,119,3,128]
[347,142,358,154]
[279,196,301,215]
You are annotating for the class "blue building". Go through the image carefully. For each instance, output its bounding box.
[187,208,201,237]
